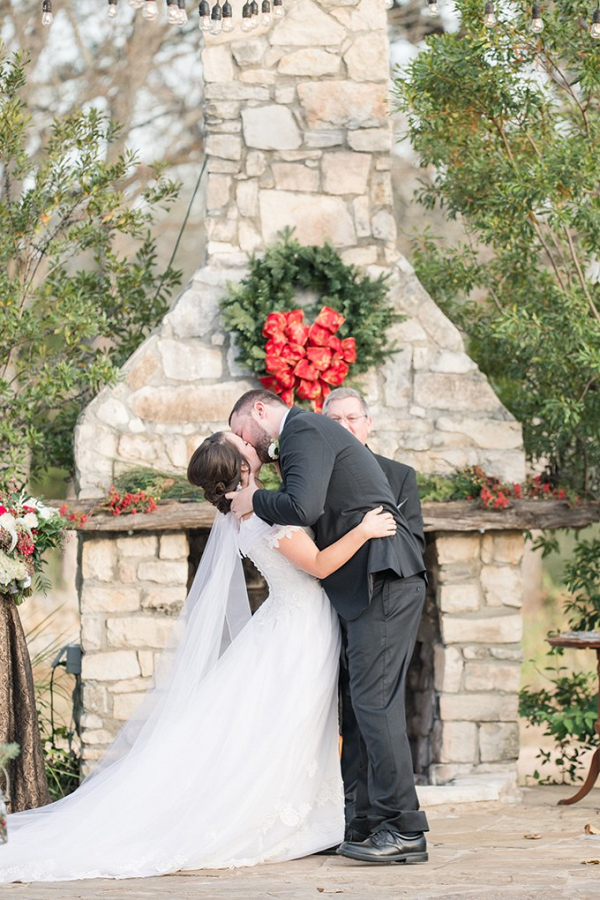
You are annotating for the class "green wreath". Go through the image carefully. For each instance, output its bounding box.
[221,229,399,377]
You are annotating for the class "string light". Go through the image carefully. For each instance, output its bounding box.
[427,0,439,16]
[39,0,290,32]
[591,7,600,38]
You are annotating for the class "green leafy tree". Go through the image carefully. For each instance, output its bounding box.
[0,48,182,488]
[394,0,600,497]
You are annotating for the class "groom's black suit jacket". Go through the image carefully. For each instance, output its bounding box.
[253,407,426,620]
[371,451,425,556]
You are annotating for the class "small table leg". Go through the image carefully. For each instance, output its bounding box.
[558,649,600,806]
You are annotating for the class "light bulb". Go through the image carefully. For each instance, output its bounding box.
[142,0,159,19]
[260,0,271,24]
[384,0,393,9]
[591,8,600,38]
[210,0,222,33]
[222,0,234,29]
[41,0,53,25]
[178,0,188,23]
[198,0,211,28]
[530,3,543,32]
[167,0,179,22]
[108,0,118,15]
[483,1,496,26]
[242,0,252,28]
[273,0,283,16]
[250,0,258,26]
[427,0,438,15]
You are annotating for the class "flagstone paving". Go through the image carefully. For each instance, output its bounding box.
[2,786,599,899]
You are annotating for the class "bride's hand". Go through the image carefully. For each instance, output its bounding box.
[359,507,397,539]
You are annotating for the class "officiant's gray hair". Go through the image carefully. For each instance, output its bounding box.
[229,389,287,423]
[322,388,370,418]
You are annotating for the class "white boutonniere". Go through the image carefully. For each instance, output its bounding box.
[268,440,280,460]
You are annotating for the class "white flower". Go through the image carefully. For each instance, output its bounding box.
[38,505,59,520]
[17,513,38,529]
[0,550,28,587]
[585,257,600,285]
[267,440,280,460]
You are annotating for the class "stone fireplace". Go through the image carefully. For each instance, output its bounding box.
[74,0,526,799]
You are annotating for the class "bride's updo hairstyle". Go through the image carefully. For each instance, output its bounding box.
[187,432,245,515]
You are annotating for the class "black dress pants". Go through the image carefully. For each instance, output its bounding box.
[340,571,429,836]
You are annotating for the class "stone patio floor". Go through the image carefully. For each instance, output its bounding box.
[2,785,599,900]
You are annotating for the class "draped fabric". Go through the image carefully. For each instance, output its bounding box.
[0,596,50,813]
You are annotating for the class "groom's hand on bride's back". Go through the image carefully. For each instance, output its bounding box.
[226,484,257,519]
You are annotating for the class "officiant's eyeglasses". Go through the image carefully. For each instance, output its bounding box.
[327,414,367,425]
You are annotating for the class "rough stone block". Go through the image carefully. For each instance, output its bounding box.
[481,565,523,608]
[112,692,146,721]
[236,179,260,217]
[270,0,346,46]
[278,48,340,76]
[81,650,141,681]
[344,32,389,82]
[322,152,371,195]
[82,684,109,715]
[481,533,525,566]
[231,36,268,66]
[159,534,189,561]
[441,613,522,645]
[81,616,104,652]
[479,722,520,762]
[438,721,479,764]
[241,105,301,150]
[371,210,397,242]
[297,81,388,130]
[439,692,519,723]
[130,381,255,425]
[81,539,117,582]
[206,174,232,210]
[80,585,141,614]
[106,616,175,650]
[116,535,158,558]
[434,644,464,693]
[259,191,356,247]
[158,340,223,382]
[414,373,502,412]
[437,583,480,614]
[202,45,235,82]
[139,560,188,585]
[272,163,320,193]
[464,661,522,693]
[435,534,482,566]
[138,650,155,678]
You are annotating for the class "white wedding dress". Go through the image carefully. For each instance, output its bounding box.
[0,514,344,882]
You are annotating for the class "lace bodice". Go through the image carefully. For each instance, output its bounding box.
[238,516,322,615]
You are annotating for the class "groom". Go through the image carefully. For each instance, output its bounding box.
[227,389,429,864]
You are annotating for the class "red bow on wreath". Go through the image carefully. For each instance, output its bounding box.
[259,306,356,412]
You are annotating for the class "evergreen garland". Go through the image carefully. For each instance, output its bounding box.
[221,229,399,377]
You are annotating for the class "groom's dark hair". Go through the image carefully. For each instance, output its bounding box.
[229,389,287,424]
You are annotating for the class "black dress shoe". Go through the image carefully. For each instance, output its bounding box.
[337,829,428,864]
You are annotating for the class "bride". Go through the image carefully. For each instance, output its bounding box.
[0,431,396,882]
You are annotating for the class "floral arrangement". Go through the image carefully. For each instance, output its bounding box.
[417,467,576,508]
[97,485,158,517]
[0,491,67,604]
[260,306,356,411]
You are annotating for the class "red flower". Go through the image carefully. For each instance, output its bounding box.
[262,312,288,338]
[306,346,332,371]
[0,506,6,516]
[557,490,566,500]
[542,483,551,494]
[341,338,357,364]
[293,359,319,381]
[315,306,345,333]
[307,323,332,347]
